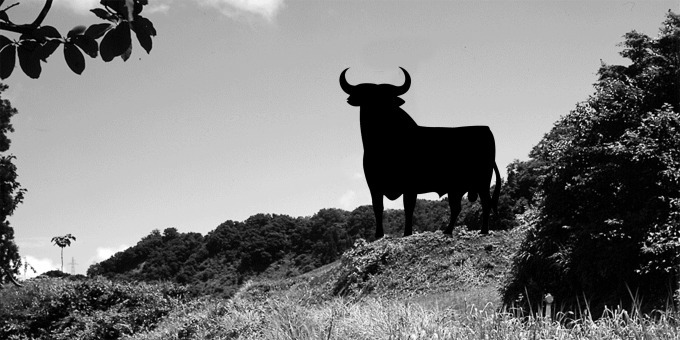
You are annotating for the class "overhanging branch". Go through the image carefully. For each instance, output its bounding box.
[0,0,53,35]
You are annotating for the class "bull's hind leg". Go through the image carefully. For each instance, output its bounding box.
[479,190,492,235]
[445,190,465,234]
[371,192,385,239]
[403,193,417,237]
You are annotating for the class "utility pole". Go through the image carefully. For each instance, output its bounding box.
[69,257,78,275]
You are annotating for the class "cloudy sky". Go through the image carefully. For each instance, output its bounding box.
[4,0,676,277]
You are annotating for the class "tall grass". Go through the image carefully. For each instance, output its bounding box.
[129,286,680,340]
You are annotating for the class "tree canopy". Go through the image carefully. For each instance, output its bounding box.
[503,11,680,315]
[0,83,23,285]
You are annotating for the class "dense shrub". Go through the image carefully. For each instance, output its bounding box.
[0,277,187,340]
[503,12,680,316]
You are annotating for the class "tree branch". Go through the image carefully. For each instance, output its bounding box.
[30,0,51,27]
[0,0,53,35]
[1,265,23,288]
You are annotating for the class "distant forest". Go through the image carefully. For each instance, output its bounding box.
[87,167,535,297]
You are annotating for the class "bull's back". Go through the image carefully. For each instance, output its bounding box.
[409,125,495,190]
[363,124,497,196]
[413,125,495,161]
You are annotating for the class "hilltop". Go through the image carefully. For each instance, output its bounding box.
[234,227,525,305]
[86,197,522,298]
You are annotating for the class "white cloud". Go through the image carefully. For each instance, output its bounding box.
[51,0,284,21]
[52,0,101,15]
[145,4,171,14]
[92,244,129,263]
[352,172,365,180]
[21,256,58,279]
[339,190,357,210]
[197,0,284,21]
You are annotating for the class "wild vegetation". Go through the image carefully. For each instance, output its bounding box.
[4,229,678,339]
[502,11,680,315]
[86,194,521,298]
[0,275,188,340]
[0,82,23,286]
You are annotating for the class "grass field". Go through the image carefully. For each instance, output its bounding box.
[128,285,679,340]
[3,230,679,339]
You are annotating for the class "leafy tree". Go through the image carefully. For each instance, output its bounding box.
[51,234,76,272]
[0,0,156,78]
[504,159,542,215]
[503,11,680,315]
[346,205,377,241]
[0,83,23,286]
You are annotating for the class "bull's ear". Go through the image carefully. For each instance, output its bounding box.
[393,97,405,106]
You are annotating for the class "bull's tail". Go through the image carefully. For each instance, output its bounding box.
[492,162,501,216]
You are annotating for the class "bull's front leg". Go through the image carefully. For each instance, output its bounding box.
[371,191,385,239]
[403,193,416,236]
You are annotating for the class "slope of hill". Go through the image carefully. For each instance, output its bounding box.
[7,228,679,340]
[87,198,519,298]
[234,228,525,305]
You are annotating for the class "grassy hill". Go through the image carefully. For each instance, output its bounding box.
[3,228,679,339]
[236,228,523,304]
[86,198,519,298]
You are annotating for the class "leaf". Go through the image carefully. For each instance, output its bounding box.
[121,43,132,61]
[0,44,15,79]
[35,26,60,40]
[85,23,112,39]
[37,40,60,61]
[133,1,144,16]
[132,21,152,54]
[17,41,41,78]
[64,43,85,75]
[0,35,11,50]
[72,35,98,58]
[90,8,113,21]
[100,21,131,62]
[68,25,87,38]
[134,15,157,36]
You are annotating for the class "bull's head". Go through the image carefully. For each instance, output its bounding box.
[339,67,411,107]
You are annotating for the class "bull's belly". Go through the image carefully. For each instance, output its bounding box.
[372,178,451,200]
[364,160,486,198]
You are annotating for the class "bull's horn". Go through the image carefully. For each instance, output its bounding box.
[339,68,355,94]
[393,67,411,96]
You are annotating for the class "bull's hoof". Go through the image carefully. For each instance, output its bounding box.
[480,230,489,236]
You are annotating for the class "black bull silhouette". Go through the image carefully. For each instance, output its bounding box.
[340,67,501,238]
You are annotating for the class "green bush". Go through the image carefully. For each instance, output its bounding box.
[0,277,187,340]
[502,12,680,316]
